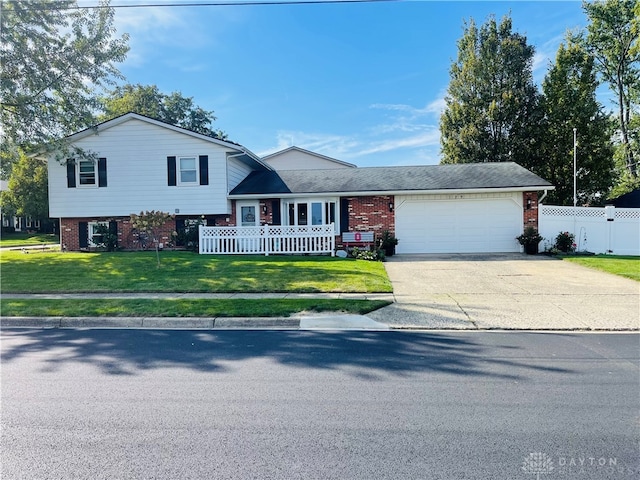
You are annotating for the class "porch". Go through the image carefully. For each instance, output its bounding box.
[199,224,336,256]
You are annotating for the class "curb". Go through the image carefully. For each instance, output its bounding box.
[1,316,301,330]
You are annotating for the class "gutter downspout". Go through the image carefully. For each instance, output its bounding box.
[538,189,548,204]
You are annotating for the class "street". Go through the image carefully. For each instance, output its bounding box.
[1,329,638,479]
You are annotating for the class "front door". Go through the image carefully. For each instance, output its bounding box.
[237,202,259,227]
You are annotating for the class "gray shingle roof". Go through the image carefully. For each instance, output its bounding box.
[230,162,552,196]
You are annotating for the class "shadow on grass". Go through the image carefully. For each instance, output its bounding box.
[1,329,573,380]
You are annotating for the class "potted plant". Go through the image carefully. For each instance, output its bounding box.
[379,230,398,257]
[516,226,543,255]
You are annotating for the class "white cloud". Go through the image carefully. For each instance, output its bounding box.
[355,128,441,157]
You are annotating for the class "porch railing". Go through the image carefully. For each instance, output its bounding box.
[199,223,336,256]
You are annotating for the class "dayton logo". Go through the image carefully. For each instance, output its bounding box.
[522,452,554,479]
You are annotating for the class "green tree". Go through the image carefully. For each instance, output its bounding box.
[129,211,174,267]
[99,84,227,139]
[0,0,129,177]
[0,151,49,222]
[581,0,639,178]
[440,14,541,167]
[536,39,614,205]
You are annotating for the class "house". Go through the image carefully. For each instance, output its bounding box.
[1,180,43,233]
[48,112,553,254]
[608,189,640,208]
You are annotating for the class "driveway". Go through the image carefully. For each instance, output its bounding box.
[367,254,639,330]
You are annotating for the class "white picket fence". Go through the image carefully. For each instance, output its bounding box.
[539,204,640,255]
[199,223,336,256]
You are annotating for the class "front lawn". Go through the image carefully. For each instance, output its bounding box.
[0,251,393,293]
[0,232,59,248]
[562,255,640,281]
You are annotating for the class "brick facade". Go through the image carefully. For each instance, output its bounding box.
[522,191,539,229]
[336,195,395,249]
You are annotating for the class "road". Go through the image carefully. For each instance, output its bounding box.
[1,329,638,479]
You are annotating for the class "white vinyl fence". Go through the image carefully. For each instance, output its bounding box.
[199,223,336,256]
[539,204,640,255]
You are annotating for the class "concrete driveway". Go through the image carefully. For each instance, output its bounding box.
[367,254,639,330]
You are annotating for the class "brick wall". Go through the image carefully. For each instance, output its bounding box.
[523,191,539,229]
[336,195,395,248]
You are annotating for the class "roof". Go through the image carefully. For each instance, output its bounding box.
[262,146,357,169]
[230,162,553,197]
[607,189,640,208]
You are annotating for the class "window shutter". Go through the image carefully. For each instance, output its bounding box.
[175,218,186,247]
[271,200,281,225]
[109,220,118,248]
[78,222,88,249]
[340,198,350,234]
[199,155,209,185]
[98,158,107,187]
[167,156,177,186]
[67,161,76,188]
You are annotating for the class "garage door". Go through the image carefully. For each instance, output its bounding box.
[395,195,522,254]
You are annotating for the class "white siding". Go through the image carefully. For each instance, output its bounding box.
[227,156,254,192]
[264,149,354,170]
[49,119,240,218]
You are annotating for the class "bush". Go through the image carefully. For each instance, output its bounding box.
[554,231,576,253]
[92,224,119,251]
[350,246,385,261]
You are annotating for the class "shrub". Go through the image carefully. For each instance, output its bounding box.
[350,246,385,261]
[554,231,576,253]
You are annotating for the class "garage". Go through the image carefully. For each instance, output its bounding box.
[395,193,523,254]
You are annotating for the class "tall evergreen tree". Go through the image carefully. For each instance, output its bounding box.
[440,14,541,167]
[537,40,614,206]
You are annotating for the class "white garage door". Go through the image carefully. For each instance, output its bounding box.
[395,194,522,254]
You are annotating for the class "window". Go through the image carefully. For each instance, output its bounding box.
[67,158,106,188]
[284,199,338,231]
[78,160,96,186]
[88,221,108,247]
[179,157,198,184]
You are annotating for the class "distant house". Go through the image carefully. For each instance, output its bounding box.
[48,112,553,253]
[0,180,42,233]
[608,189,640,208]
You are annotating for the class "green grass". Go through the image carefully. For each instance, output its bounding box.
[0,298,391,318]
[0,250,393,293]
[0,232,59,248]
[562,255,640,281]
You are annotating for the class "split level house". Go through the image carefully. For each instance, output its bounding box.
[48,112,553,254]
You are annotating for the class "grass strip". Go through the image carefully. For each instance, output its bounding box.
[0,251,392,293]
[561,255,640,281]
[0,298,392,318]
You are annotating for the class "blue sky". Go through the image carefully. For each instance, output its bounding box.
[101,0,590,166]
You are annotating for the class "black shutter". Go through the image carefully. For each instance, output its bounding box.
[271,200,281,225]
[167,156,177,186]
[98,158,107,187]
[79,222,88,249]
[199,155,209,185]
[67,161,76,188]
[340,198,350,234]
[175,218,186,247]
[109,220,118,248]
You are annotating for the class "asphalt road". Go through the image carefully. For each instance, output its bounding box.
[1,329,638,480]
